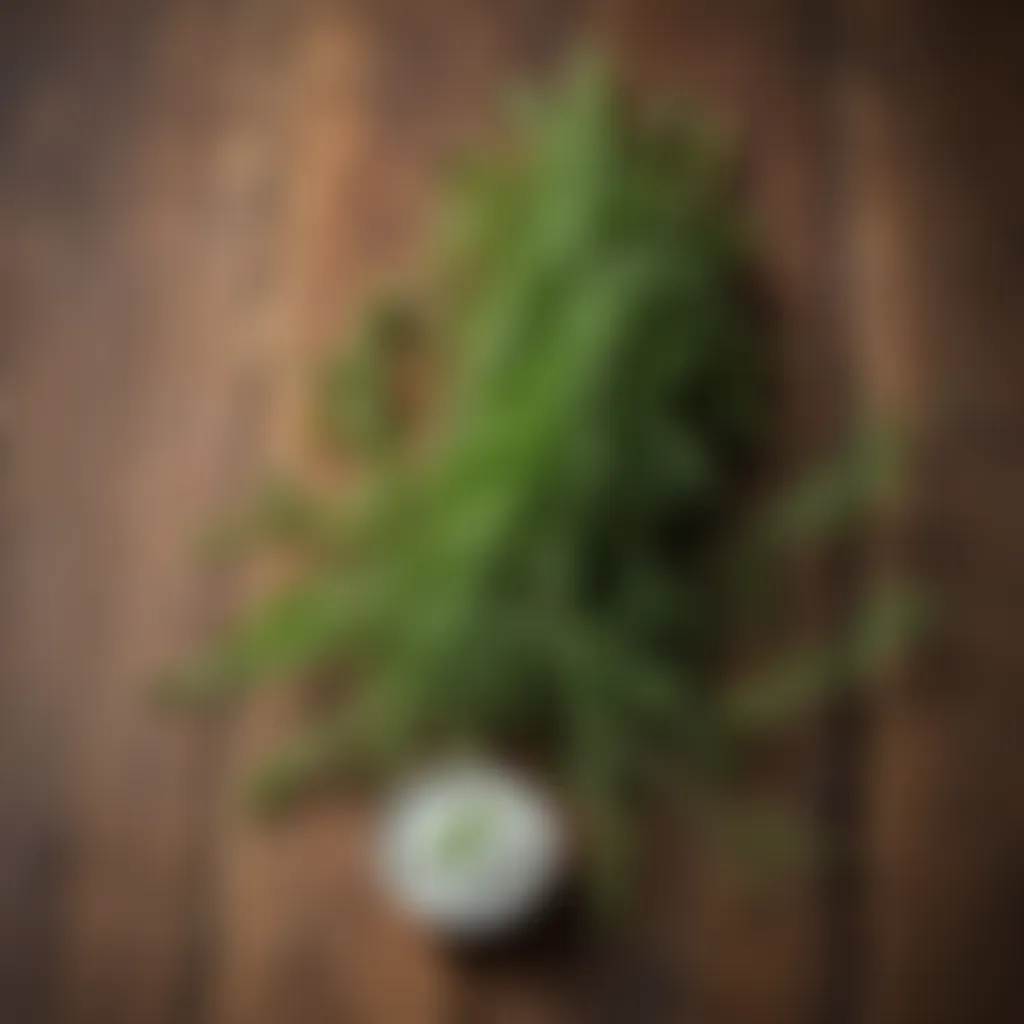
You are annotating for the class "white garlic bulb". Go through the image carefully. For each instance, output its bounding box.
[377,761,565,939]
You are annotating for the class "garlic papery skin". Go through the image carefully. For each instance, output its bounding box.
[376,761,565,940]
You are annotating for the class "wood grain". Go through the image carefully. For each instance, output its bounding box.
[1,1,1021,1022]
[840,2,1024,1022]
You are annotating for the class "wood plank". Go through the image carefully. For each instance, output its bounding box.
[840,1,1024,1022]
[0,2,301,1022]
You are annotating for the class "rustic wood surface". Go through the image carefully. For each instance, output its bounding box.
[1,1,1021,1022]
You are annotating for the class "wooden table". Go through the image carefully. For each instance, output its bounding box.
[1,1,1022,1021]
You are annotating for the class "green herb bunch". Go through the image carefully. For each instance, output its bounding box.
[166,55,919,890]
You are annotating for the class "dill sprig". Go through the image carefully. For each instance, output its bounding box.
[164,54,922,898]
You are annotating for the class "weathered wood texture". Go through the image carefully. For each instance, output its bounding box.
[0,1,1020,1022]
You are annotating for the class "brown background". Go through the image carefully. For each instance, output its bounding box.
[1,1,1023,1022]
